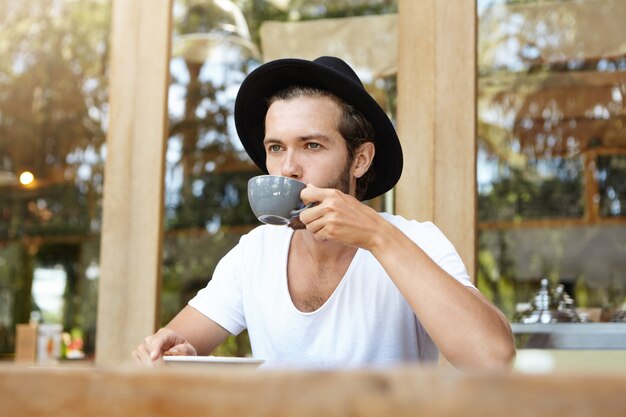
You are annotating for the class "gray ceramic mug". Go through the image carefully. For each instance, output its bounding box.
[247,175,314,225]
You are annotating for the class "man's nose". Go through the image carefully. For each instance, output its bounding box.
[280,151,302,179]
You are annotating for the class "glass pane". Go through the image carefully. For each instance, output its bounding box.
[478,149,585,222]
[0,0,111,358]
[597,154,626,217]
[477,0,626,322]
[163,0,397,356]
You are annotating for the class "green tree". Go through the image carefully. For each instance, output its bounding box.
[0,0,111,354]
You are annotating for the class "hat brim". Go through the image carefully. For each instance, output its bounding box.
[234,58,402,201]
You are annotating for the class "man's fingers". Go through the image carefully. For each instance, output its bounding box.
[133,344,155,367]
[303,215,325,234]
[133,328,194,367]
[143,335,162,360]
[149,329,180,359]
[135,330,174,364]
[298,202,319,225]
[184,342,197,356]
[300,183,330,204]
[165,342,198,357]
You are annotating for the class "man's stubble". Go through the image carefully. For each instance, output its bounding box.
[288,156,353,230]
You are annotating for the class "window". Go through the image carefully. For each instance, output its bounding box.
[477,0,626,320]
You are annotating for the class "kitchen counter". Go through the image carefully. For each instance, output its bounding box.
[512,323,626,349]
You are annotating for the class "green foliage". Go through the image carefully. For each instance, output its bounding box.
[478,156,584,222]
[597,155,626,217]
[0,0,110,159]
[212,331,251,357]
[0,0,110,240]
[477,238,517,319]
[574,275,589,308]
[160,229,246,325]
[0,0,110,355]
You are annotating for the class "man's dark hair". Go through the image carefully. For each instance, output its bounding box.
[267,85,376,201]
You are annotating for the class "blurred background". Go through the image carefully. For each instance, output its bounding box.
[0,0,624,359]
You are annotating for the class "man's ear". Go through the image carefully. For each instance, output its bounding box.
[352,142,375,179]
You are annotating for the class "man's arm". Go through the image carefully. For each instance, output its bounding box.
[368,225,515,370]
[300,185,516,370]
[132,305,230,366]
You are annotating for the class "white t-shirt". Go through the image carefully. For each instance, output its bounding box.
[189,213,474,369]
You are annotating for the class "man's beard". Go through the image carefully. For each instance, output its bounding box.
[288,158,352,230]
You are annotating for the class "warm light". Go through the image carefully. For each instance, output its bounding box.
[19,171,35,185]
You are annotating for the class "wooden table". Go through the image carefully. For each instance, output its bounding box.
[1,363,625,417]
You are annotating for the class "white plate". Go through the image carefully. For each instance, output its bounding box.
[162,355,264,367]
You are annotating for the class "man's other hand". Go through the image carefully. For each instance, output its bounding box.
[132,327,197,366]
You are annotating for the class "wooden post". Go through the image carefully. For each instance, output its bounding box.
[96,0,173,364]
[396,0,477,280]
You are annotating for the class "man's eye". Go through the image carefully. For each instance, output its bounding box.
[307,143,321,149]
[268,144,282,152]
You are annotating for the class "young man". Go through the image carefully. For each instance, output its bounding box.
[133,56,515,370]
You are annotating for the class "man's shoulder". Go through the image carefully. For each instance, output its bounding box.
[378,212,436,231]
[378,212,450,246]
[218,224,292,269]
[239,224,293,245]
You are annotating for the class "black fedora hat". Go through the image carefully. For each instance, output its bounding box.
[234,56,403,201]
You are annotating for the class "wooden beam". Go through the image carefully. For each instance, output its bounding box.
[396,0,435,222]
[97,0,173,365]
[3,365,626,417]
[396,0,477,279]
[478,216,626,231]
[480,70,626,90]
[583,150,601,223]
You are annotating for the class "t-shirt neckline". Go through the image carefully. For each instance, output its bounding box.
[281,228,361,316]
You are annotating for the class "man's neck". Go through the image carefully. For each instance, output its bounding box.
[292,229,357,265]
